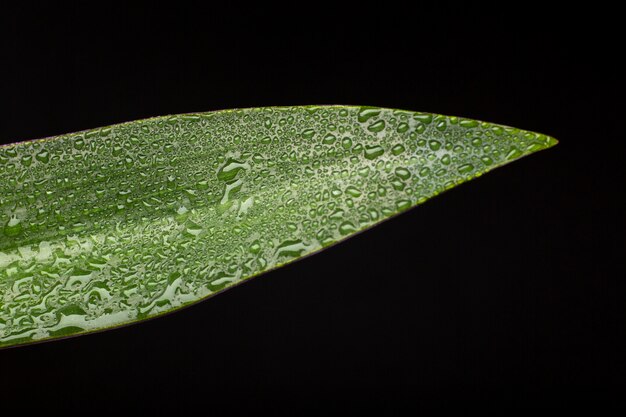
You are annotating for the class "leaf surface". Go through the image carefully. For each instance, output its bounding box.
[0,106,557,348]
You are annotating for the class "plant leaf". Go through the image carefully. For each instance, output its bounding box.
[0,106,557,348]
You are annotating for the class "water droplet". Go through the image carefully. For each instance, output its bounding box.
[20,155,32,167]
[396,199,411,211]
[74,138,85,150]
[428,140,441,151]
[322,133,337,145]
[339,221,357,236]
[367,120,386,133]
[414,114,432,124]
[302,129,315,139]
[238,196,254,216]
[396,123,409,133]
[217,158,249,182]
[36,151,50,163]
[249,241,261,254]
[387,144,404,156]
[341,137,353,150]
[358,107,381,123]
[395,167,411,180]
[391,179,405,191]
[460,119,478,128]
[525,142,543,152]
[364,145,384,160]
[196,180,209,190]
[275,239,308,258]
[458,163,474,174]
[219,179,243,205]
[505,147,522,160]
[345,186,362,198]
[4,216,22,237]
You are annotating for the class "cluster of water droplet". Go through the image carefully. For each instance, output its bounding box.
[0,106,555,346]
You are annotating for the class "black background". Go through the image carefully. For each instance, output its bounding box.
[1,5,623,414]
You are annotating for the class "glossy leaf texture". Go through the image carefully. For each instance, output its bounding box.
[0,106,557,348]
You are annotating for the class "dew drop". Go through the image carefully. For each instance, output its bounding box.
[338,221,357,236]
[322,133,337,145]
[428,140,441,151]
[391,144,405,155]
[364,145,384,160]
[396,123,409,133]
[4,216,22,237]
[367,120,386,133]
[185,221,203,237]
[396,199,412,211]
[275,239,308,258]
[458,163,474,174]
[341,137,353,150]
[249,241,261,254]
[74,138,85,150]
[357,108,381,123]
[302,129,315,139]
[196,180,209,190]
[460,119,478,128]
[414,114,432,124]
[391,179,405,191]
[505,147,522,160]
[345,186,362,198]
[20,155,32,167]
[395,167,411,180]
[36,151,50,163]
[217,158,249,182]
[525,143,544,152]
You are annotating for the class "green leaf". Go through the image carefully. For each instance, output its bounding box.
[0,106,557,348]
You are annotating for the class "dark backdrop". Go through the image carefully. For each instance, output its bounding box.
[1,5,623,414]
